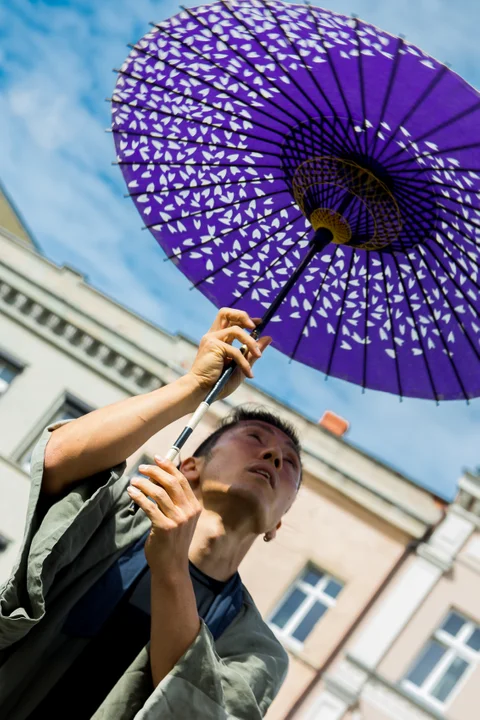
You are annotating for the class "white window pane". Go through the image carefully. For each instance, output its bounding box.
[431,656,469,702]
[292,601,327,642]
[271,588,307,630]
[466,628,480,652]
[407,640,447,687]
[324,579,343,599]
[303,568,324,586]
[441,612,466,638]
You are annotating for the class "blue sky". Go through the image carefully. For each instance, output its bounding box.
[1,0,479,500]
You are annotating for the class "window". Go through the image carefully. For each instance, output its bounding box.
[403,610,480,707]
[268,566,343,649]
[0,355,22,396]
[0,532,11,553]
[20,395,91,474]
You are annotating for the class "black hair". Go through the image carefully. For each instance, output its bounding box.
[192,404,303,486]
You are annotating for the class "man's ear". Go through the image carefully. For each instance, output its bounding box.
[180,456,202,486]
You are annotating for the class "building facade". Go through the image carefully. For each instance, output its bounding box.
[0,208,448,718]
[294,473,480,720]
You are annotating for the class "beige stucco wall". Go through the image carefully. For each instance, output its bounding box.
[241,475,410,718]
[377,541,480,720]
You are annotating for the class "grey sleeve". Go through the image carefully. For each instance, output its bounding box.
[138,618,288,720]
[0,421,126,650]
[93,599,288,720]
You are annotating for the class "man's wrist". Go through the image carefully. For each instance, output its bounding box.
[151,564,191,592]
[172,373,206,412]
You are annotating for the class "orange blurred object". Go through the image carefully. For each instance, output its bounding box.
[318,410,349,437]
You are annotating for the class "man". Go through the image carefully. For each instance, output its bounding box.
[0,308,302,719]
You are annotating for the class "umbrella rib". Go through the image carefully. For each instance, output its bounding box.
[216,0,318,126]
[390,252,440,402]
[126,174,285,199]
[425,231,480,309]
[143,187,289,229]
[307,7,365,159]
[133,25,301,129]
[166,200,301,259]
[376,63,449,163]
[288,247,339,364]
[115,160,284,175]
[391,184,480,253]
[382,99,480,164]
[110,126,282,157]
[377,252,404,399]
[353,16,369,157]
[400,250,470,401]
[260,0,360,158]
[392,176,479,198]
[370,35,405,159]
[226,230,311,309]
[146,18,302,124]
[189,212,305,288]
[176,4,317,129]
[361,244,371,392]
[421,246,480,365]
[430,228,480,295]
[111,96,285,145]
[429,214,480,256]
[324,250,357,378]
[384,140,480,172]
[114,66,292,133]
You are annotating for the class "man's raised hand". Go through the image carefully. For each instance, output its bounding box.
[187,308,272,399]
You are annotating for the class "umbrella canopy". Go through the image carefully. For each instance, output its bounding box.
[112,0,480,401]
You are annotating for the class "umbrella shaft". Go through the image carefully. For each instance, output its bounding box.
[127,227,332,515]
[254,227,333,336]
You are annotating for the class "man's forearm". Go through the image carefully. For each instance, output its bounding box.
[150,571,201,688]
[43,374,203,494]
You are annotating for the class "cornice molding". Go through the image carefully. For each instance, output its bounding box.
[0,278,164,395]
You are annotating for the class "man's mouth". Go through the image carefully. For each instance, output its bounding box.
[249,466,275,489]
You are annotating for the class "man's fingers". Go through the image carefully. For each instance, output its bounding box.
[136,463,186,505]
[210,325,261,359]
[153,456,198,503]
[250,336,272,365]
[218,341,254,378]
[130,476,177,516]
[210,308,257,333]
[127,485,174,528]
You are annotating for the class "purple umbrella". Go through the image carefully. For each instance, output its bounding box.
[112,0,480,413]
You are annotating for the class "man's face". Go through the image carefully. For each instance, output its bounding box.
[190,421,301,534]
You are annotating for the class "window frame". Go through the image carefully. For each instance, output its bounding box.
[15,392,94,473]
[402,610,480,710]
[0,531,11,553]
[267,565,343,652]
[0,350,24,397]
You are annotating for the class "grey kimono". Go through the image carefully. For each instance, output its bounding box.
[0,424,288,719]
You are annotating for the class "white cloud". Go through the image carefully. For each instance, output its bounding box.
[0,0,479,501]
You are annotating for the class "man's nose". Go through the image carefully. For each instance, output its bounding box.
[262,447,282,469]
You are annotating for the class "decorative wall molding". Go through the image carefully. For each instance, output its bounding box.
[0,278,164,395]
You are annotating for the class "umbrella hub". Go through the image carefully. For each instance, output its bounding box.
[291,156,403,251]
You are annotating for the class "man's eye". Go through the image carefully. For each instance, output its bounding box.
[249,433,262,442]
